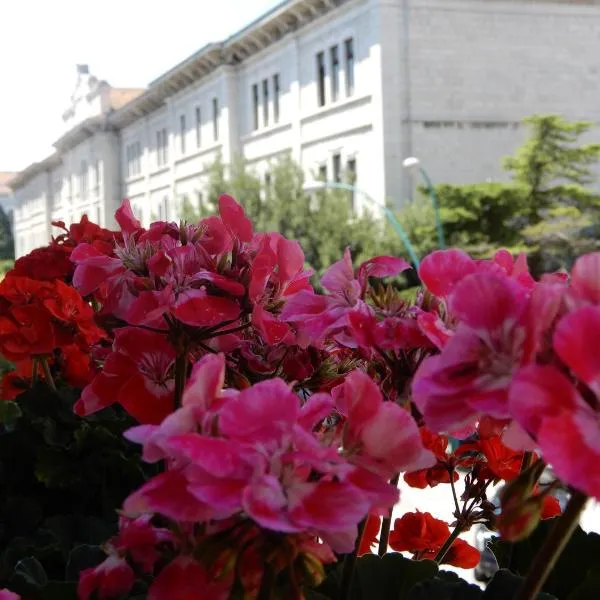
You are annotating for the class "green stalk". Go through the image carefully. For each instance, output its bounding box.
[517,490,588,600]
[39,357,57,392]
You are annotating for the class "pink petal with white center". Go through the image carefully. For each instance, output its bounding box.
[242,475,301,533]
[182,353,226,409]
[289,480,370,531]
[360,402,435,475]
[553,306,600,396]
[418,249,477,298]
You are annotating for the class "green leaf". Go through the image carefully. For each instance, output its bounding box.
[14,556,48,588]
[490,520,600,598]
[568,569,600,599]
[65,545,106,581]
[483,570,557,599]
[0,401,21,430]
[350,553,439,600]
[407,570,482,600]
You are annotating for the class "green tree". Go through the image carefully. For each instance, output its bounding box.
[408,115,600,272]
[200,153,408,274]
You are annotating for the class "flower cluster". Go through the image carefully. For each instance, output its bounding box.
[4,193,599,600]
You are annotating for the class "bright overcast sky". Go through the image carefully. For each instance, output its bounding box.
[0,0,282,171]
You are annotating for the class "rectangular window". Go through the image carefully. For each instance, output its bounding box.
[80,161,88,195]
[333,153,342,183]
[162,128,168,164]
[156,131,162,166]
[212,97,219,141]
[252,84,259,130]
[347,157,357,210]
[273,74,280,123]
[345,38,355,96]
[330,45,339,102]
[318,164,327,182]
[316,51,326,107]
[262,79,269,127]
[180,115,186,154]
[94,160,101,189]
[195,107,202,148]
[127,142,141,177]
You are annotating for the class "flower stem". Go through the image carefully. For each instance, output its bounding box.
[174,350,188,407]
[339,518,367,600]
[378,473,400,556]
[434,522,463,564]
[516,490,588,600]
[39,357,57,392]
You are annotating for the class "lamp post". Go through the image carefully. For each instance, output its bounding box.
[302,180,420,269]
[403,157,445,249]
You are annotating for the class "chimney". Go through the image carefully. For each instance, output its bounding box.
[76,64,90,75]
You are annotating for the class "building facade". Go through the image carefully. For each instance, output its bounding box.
[10,0,600,258]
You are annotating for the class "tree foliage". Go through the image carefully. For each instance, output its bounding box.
[405,115,600,273]
[185,153,408,274]
[0,205,14,260]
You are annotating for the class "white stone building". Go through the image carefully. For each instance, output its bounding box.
[10,0,600,258]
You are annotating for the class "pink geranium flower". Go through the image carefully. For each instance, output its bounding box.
[510,305,600,499]
[412,271,562,433]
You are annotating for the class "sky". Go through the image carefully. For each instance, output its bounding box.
[0,0,283,171]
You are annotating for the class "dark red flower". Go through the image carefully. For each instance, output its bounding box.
[442,538,481,569]
[358,514,381,555]
[75,328,176,424]
[388,512,449,554]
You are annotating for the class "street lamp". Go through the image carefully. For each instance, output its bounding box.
[403,157,445,249]
[302,180,420,269]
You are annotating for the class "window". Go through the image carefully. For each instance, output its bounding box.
[180,114,186,154]
[318,164,327,182]
[80,161,88,196]
[330,45,339,102]
[345,38,355,96]
[252,84,259,131]
[126,142,141,177]
[262,79,269,127]
[333,153,342,183]
[347,157,357,210]
[156,128,168,166]
[273,74,280,123]
[195,107,202,148]
[212,97,219,141]
[94,160,101,189]
[316,51,326,107]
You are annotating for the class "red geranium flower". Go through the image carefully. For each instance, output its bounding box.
[358,514,381,556]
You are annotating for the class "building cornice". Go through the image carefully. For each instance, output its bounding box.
[53,115,114,151]
[9,154,61,190]
[109,0,346,129]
